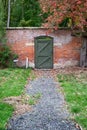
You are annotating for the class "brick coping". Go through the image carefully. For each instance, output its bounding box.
[6,27,71,30]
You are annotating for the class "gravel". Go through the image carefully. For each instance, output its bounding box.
[7,75,80,130]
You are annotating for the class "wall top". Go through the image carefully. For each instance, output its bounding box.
[6,27,71,30]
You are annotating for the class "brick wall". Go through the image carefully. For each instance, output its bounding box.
[6,27,82,68]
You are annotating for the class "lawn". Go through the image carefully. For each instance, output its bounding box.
[0,68,31,130]
[58,70,87,130]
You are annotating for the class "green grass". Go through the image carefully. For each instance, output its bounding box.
[0,103,14,130]
[58,73,87,130]
[0,68,31,130]
[28,98,36,105]
[28,93,42,105]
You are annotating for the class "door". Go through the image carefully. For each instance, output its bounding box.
[34,36,53,69]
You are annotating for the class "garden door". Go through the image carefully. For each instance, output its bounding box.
[34,36,53,69]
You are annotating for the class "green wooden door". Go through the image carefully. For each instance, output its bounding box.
[34,36,53,69]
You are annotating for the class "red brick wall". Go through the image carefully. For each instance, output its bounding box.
[6,27,82,68]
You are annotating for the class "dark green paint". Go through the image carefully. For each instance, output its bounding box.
[34,36,53,69]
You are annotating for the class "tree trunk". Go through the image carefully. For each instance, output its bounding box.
[22,0,24,19]
[7,0,11,27]
[80,37,87,67]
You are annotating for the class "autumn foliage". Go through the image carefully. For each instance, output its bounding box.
[39,0,87,31]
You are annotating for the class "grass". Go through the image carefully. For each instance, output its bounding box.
[28,93,42,105]
[58,72,87,130]
[0,68,31,130]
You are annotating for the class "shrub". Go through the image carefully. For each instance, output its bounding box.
[0,45,18,68]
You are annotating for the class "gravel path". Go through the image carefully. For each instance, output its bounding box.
[7,71,80,130]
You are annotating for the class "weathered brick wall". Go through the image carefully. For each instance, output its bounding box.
[6,27,82,68]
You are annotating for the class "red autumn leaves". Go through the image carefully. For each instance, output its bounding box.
[39,0,87,31]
